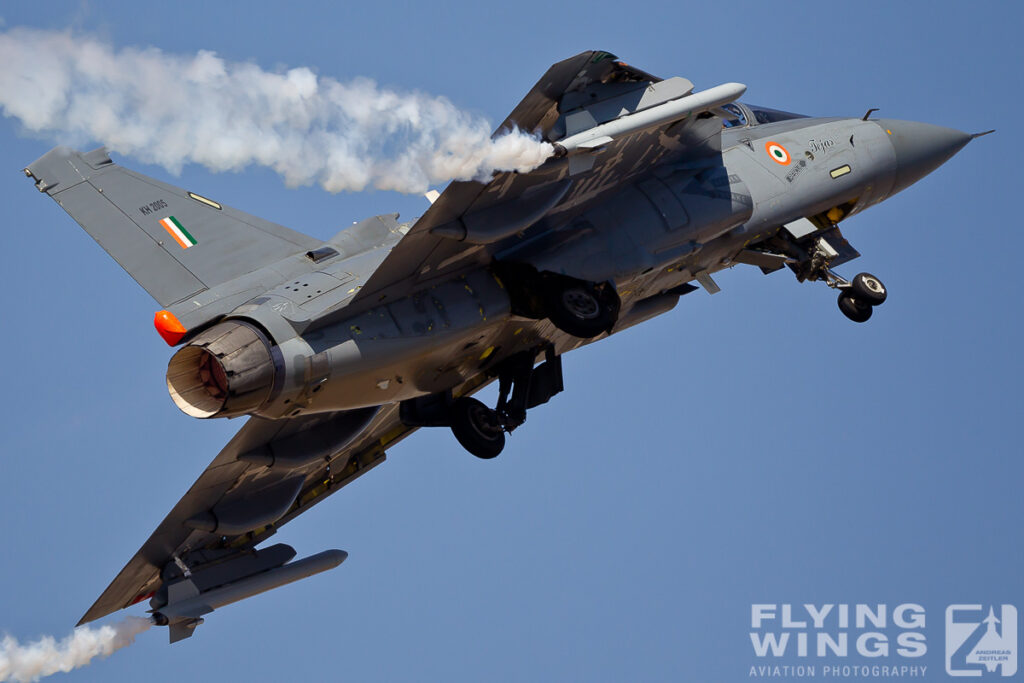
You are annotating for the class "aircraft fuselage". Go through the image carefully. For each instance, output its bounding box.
[166,112,970,422]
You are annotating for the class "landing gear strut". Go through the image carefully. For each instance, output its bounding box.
[399,346,564,459]
[799,237,888,323]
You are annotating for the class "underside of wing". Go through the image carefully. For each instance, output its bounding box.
[80,370,494,630]
[79,405,388,626]
[348,51,740,311]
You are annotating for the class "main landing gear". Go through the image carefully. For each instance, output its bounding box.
[490,263,621,340]
[798,237,888,323]
[399,346,564,459]
[449,397,505,459]
[543,278,620,339]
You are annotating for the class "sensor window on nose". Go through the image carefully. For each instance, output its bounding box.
[830,165,852,179]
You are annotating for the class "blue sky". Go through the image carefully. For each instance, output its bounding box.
[0,2,1020,681]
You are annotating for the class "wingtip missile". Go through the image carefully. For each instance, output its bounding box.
[550,82,747,165]
[151,549,348,643]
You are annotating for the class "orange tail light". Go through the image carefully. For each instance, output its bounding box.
[154,310,188,346]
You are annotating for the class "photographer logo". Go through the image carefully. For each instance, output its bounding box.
[946,605,1017,677]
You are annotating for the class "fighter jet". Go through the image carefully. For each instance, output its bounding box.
[23,51,983,642]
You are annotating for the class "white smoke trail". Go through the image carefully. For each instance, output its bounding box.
[0,27,553,193]
[0,617,150,682]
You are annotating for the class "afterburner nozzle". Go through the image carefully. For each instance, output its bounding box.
[166,321,278,418]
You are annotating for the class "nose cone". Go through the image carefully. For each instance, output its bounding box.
[874,119,971,196]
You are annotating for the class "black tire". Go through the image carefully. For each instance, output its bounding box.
[545,280,619,338]
[450,397,505,459]
[838,292,873,323]
[851,273,887,306]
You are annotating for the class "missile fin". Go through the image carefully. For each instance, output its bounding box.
[565,110,598,136]
[154,549,347,643]
[167,579,199,602]
[577,135,614,150]
[169,618,204,644]
[569,154,597,175]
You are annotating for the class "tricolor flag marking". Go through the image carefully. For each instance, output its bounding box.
[158,216,197,249]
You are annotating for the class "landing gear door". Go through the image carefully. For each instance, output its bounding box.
[784,225,861,275]
[817,226,860,269]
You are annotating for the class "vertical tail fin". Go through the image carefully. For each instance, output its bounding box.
[26,147,320,307]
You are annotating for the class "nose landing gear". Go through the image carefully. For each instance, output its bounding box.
[837,291,874,323]
[850,272,887,305]
[797,237,887,323]
[835,272,887,323]
[824,270,887,323]
[756,225,890,323]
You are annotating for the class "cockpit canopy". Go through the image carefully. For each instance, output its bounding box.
[721,102,808,128]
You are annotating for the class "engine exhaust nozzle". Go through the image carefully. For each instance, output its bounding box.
[166,321,278,418]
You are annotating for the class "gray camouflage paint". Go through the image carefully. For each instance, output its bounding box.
[22,50,975,637]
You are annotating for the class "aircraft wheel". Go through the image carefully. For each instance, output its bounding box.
[450,397,505,459]
[545,280,619,338]
[838,292,873,323]
[851,273,887,306]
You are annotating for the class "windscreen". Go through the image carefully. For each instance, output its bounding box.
[747,105,809,125]
[721,103,748,128]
